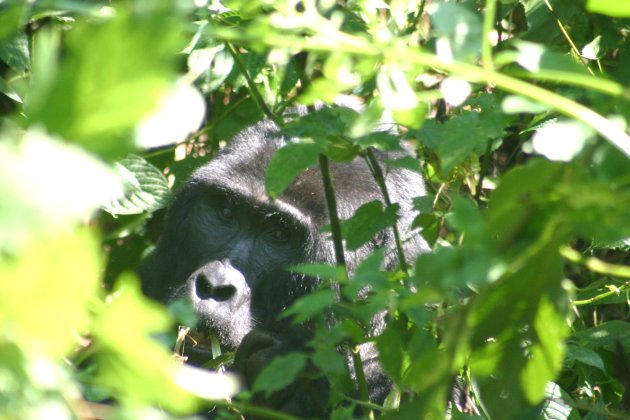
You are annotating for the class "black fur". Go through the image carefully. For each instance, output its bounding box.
[140,114,428,415]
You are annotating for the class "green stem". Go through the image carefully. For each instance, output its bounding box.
[318,154,348,272]
[364,149,409,274]
[560,246,630,278]
[572,283,629,306]
[225,42,282,127]
[482,0,498,71]
[351,345,373,417]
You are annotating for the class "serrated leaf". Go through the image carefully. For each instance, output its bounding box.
[104,155,172,215]
[265,142,324,198]
[252,353,308,396]
[341,201,399,250]
[541,382,578,420]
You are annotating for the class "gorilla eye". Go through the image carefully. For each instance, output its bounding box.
[217,206,236,222]
[268,227,290,244]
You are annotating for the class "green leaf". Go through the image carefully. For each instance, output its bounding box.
[252,353,308,396]
[265,142,324,198]
[355,131,403,152]
[195,45,235,93]
[514,41,589,74]
[429,2,482,62]
[0,32,29,73]
[566,344,606,372]
[377,322,406,384]
[104,155,173,216]
[341,201,399,250]
[282,107,360,162]
[468,242,570,417]
[0,128,122,252]
[0,229,100,357]
[26,7,183,159]
[281,289,336,323]
[586,0,630,17]
[575,321,630,351]
[531,119,594,162]
[541,382,580,420]
[94,275,199,413]
[414,106,503,175]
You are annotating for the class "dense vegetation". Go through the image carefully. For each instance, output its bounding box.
[1,0,630,418]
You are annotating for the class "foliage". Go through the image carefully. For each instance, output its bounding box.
[1,0,630,418]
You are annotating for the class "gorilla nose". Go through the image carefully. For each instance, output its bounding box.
[195,271,237,302]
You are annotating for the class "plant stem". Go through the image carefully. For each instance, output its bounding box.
[318,154,347,271]
[225,42,282,127]
[482,0,498,71]
[364,149,409,274]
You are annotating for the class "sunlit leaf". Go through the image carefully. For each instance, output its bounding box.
[0,229,101,357]
[0,129,122,251]
[586,0,630,17]
[104,155,172,215]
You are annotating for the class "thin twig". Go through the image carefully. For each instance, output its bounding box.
[364,149,409,274]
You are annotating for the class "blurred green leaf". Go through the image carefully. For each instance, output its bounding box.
[26,7,183,159]
[0,128,122,252]
[93,274,197,413]
[428,2,482,63]
[0,229,100,357]
[586,0,630,17]
[467,242,570,417]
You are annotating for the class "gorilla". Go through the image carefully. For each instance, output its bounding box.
[140,109,428,416]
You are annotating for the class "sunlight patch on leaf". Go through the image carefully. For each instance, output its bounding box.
[440,78,471,107]
[531,120,594,162]
[135,81,206,148]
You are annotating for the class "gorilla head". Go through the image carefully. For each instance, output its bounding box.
[140,114,427,414]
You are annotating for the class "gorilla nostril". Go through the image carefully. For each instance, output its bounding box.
[194,272,237,302]
[195,272,214,300]
[211,285,237,302]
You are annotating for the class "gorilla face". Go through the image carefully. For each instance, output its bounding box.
[171,190,310,349]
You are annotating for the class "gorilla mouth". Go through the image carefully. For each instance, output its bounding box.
[175,326,230,367]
